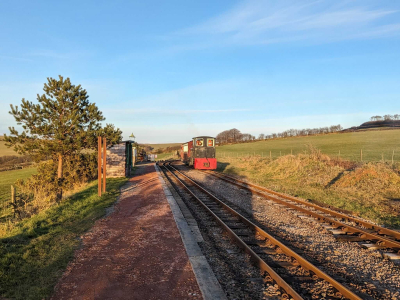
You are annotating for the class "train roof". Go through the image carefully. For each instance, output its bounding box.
[192,136,215,139]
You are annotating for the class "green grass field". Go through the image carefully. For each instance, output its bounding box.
[217,130,400,162]
[0,168,37,219]
[155,152,178,161]
[142,143,181,151]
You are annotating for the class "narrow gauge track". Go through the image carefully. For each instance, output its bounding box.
[159,162,362,300]
[197,169,400,253]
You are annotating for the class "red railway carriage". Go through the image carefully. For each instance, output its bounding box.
[181,136,217,170]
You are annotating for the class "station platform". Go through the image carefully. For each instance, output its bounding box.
[51,162,225,300]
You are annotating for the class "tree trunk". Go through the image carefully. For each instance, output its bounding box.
[57,154,63,202]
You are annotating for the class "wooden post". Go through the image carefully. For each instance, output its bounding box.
[392,150,395,164]
[270,150,272,159]
[11,185,15,218]
[262,152,263,157]
[382,153,384,162]
[280,151,282,157]
[291,149,292,155]
[360,149,363,162]
[103,138,107,193]
[339,150,341,158]
[98,136,102,196]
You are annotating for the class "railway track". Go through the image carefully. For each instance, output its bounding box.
[196,169,400,255]
[159,162,363,300]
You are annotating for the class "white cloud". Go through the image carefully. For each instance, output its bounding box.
[170,0,400,48]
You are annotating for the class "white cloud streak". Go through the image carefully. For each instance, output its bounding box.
[170,0,400,48]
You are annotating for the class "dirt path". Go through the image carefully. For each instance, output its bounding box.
[52,162,202,300]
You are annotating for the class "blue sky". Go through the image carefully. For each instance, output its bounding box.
[1,0,400,143]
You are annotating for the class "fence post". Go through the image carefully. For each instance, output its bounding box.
[270,151,272,159]
[382,153,384,162]
[392,150,395,164]
[360,149,363,162]
[11,185,15,218]
[280,151,282,157]
[98,136,102,196]
[339,150,341,158]
[291,149,292,155]
[262,152,263,157]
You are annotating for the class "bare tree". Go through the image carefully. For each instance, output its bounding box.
[258,133,265,140]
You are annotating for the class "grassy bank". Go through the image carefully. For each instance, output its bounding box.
[217,130,400,162]
[216,154,400,229]
[0,177,128,300]
[0,168,38,219]
[141,143,181,151]
[155,152,178,161]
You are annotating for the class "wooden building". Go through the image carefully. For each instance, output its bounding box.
[106,140,136,177]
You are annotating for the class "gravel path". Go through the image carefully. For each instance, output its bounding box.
[52,163,202,300]
[175,163,400,300]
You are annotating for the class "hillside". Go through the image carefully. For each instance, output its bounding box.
[0,140,19,156]
[217,129,400,162]
[358,119,400,129]
[140,143,181,151]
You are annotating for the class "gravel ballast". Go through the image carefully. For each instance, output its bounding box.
[175,162,400,300]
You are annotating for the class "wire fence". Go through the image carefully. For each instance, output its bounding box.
[216,149,398,163]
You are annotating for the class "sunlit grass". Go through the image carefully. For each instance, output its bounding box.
[0,168,37,219]
[0,177,128,300]
[217,154,400,228]
[217,130,400,162]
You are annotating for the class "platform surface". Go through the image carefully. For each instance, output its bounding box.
[52,162,202,300]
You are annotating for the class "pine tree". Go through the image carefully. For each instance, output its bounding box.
[5,75,121,201]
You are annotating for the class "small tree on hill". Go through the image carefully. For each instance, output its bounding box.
[5,76,122,201]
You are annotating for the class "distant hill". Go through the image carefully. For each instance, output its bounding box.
[140,143,182,152]
[358,120,400,129]
[343,120,400,132]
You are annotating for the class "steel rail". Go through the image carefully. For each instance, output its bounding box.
[164,163,362,300]
[201,169,400,252]
[161,163,302,300]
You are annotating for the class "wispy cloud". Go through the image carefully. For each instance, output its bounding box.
[0,55,33,62]
[107,108,252,115]
[168,0,400,48]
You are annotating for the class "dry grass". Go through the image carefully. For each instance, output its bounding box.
[217,153,400,228]
[0,141,19,156]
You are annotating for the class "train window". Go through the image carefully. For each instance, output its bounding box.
[207,139,214,147]
[195,138,204,146]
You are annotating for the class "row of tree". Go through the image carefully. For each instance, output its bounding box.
[370,115,400,121]
[216,124,343,145]
[216,129,256,144]
[262,124,343,140]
